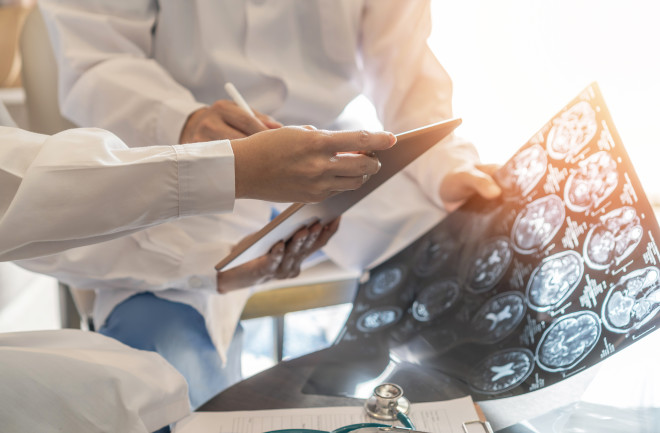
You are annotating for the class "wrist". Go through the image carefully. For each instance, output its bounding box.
[179,107,209,144]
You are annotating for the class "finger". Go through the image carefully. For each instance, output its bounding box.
[324,130,396,153]
[216,242,285,293]
[285,255,305,279]
[323,175,368,192]
[312,217,340,250]
[301,222,323,252]
[468,168,502,199]
[450,169,502,200]
[329,152,381,177]
[199,121,247,140]
[196,108,249,139]
[221,105,270,136]
[475,163,502,177]
[276,227,309,278]
[254,110,283,129]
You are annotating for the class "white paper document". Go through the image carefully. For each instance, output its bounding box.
[173,396,482,433]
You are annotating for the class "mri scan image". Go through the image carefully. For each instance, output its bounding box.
[365,265,406,300]
[536,311,601,372]
[565,151,619,213]
[526,251,584,312]
[602,266,660,334]
[303,84,660,403]
[546,100,598,161]
[411,279,461,322]
[412,230,456,277]
[512,195,565,254]
[471,292,526,343]
[356,306,403,333]
[469,348,535,395]
[466,237,513,293]
[494,144,548,197]
[584,206,643,270]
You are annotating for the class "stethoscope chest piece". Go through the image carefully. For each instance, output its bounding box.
[364,383,410,421]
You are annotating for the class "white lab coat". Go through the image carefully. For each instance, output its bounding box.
[0,106,239,431]
[30,0,481,361]
[0,126,235,261]
[0,329,190,432]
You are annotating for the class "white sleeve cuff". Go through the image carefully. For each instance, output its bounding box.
[174,140,236,216]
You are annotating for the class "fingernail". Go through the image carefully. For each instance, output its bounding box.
[389,133,397,146]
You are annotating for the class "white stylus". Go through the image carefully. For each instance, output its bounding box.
[224,82,256,117]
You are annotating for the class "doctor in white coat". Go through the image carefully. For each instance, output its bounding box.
[34,0,501,411]
[0,96,396,431]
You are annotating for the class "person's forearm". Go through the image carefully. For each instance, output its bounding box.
[0,127,234,261]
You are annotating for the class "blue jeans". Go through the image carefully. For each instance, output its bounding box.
[99,292,243,412]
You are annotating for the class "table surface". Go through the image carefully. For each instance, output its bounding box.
[199,345,601,432]
[199,349,363,412]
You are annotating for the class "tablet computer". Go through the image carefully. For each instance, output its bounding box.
[215,118,462,271]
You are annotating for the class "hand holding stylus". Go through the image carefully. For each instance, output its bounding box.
[179,83,282,143]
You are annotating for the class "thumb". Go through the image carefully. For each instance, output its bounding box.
[466,168,502,199]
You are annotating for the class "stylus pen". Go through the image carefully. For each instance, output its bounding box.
[224,82,256,117]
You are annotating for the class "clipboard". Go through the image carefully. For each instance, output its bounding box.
[215,118,462,271]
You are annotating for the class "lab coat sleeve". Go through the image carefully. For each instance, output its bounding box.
[38,0,206,148]
[360,0,481,209]
[0,329,190,433]
[0,126,235,261]
[14,216,230,294]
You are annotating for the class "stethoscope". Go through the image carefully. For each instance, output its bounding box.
[265,383,423,433]
[265,383,492,433]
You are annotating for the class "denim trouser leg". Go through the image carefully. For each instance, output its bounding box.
[99,292,243,411]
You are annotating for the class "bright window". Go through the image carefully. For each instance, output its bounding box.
[429,0,660,204]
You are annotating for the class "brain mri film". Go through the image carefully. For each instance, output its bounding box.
[584,206,643,270]
[602,266,660,334]
[536,311,601,372]
[526,250,584,312]
[365,265,406,300]
[302,84,660,404]
[471,292,526,343]
[494,144,548,197]
[512,195,565,254]
[356,306,403,333]
[412,230,456,277]
[469,348,535,395]
[466,237,513,293]
[565,151,619,213]
[546,100,598,161]
[411,279,462,322]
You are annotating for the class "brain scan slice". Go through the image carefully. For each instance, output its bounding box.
[466,237,513,293]
[495,144,548,197]
[564,151,619,213]
[536,311,601,372]
[546,100,598,161]
[356,306,403,333]
[469,348,535,395]
[512,195,565,254]
[526,250,584,312]
[471,292,526,342]
[365,265,406,300]
[411,279,461,322]
[584,207,643,270]
[602,266,660,334]
[412,230,455,277]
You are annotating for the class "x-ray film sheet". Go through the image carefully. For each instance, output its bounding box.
[303,83,660,402]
